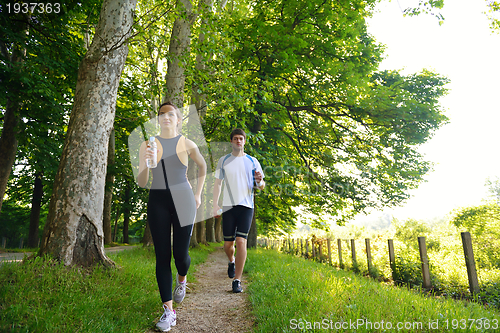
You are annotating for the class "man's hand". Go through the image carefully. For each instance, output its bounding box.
[255,171,263,183]
[254,171,265,189]
[213,205,222,217]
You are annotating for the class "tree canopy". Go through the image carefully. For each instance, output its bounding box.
[1,0,451,255]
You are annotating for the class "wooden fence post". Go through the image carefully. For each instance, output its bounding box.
[365,238,372,275]
[319,240,323,261]
[312,239,316,259]
[351,239,357,268]
[327,238,332,265]
[418,237,432,290]
[19,237,23,249]
[305,239,309,257]
[338,239,343,268]
[300,239,303,255]
[461,232,480,295]
[388,239,396,282]
[1,237,6,248]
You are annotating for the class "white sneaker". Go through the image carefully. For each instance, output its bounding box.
[156,304,176,332]
[173,273,187,303]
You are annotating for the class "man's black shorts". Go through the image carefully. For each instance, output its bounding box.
[222,205,254,241]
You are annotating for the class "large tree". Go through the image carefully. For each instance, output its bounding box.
[201,0,449,240]
[39,0,137,266]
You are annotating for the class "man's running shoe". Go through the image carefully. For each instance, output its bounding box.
[173,273,186,303]
[156,304,176,332]
[228,262,235,278]
[232,279,243,293]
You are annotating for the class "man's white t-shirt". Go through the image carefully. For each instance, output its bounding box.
[215,153,264,209]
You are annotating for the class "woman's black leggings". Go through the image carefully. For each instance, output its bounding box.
[148,188,194,303]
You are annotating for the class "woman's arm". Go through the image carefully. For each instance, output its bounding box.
[186,139,207,208]
[137,141,151,188]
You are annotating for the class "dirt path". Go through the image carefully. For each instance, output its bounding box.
[152,247,255,333]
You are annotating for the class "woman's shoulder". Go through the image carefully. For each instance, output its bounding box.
[183,136,198,149]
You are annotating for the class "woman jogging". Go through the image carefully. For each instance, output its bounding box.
[137,102,207,332]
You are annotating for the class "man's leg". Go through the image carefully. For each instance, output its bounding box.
[224,240,235,263]
[234,236,247,280]
[222,207,237,278]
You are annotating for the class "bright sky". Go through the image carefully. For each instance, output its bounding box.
[358,0,500,222]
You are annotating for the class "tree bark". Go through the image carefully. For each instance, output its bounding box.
[206,217,215,243]
[196,219,207,245]
[123,182,131,244]
[164,0,195,106]
[103,128,115,244]
[112,206,121,243]
[214,215,223,243]
[27,172,43,248]
[142,218,153,246]
[0,99,20,213]
[190,224,199,247]
[247,203,257,249]
[39,0,137,267]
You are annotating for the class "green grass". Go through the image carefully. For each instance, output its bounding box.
[245,248,500,332]
[3,244,500,332]
[0,243,219,332]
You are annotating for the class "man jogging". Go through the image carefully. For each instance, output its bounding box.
[213,128,265,293]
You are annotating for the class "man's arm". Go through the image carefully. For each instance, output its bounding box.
[254,170,265,190]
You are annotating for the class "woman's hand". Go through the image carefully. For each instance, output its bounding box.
[143,146,156,168]
[194,194,201,209]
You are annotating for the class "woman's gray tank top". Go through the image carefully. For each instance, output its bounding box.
[150,135,189,190]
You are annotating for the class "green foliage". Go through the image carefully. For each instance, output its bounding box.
[393,254,424,287]
[452,202,500,269]
[486,176,500,204]
[393,218,439,252]
[289,213,500,310]
[486,1,500,31]
[1,0,451,244]
[0,199,32,247]
[0,0,103,241]
[200,0,450,232]
[402,0,445,24]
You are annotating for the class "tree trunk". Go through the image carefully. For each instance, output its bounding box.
[27,172,43,248]
[190,225,199,247]
[123,182,131,244]
[196,220,207,245]
[112,206,121,243]
[0,99,20,213]
[214,215,223,243]
[164,0,195,106]
[39,0,137,267]
[206,217,215,243]
[247,202,257,249]
[103,128,115,244]
[142,218,153,246]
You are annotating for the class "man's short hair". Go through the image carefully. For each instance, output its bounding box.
[230,128,246,140]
